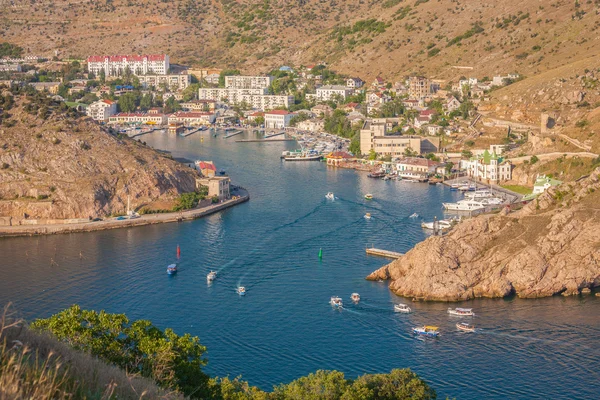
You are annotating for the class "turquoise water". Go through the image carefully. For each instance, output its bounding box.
[1,130,599,399]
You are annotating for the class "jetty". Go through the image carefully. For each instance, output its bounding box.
[365,248,404,259]
[264,131,285,139]
[180,127,203,137]
[224,130,244,139]
[235,138,295,143]
[128,128,159,138]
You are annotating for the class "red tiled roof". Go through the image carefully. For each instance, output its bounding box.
[420,110,436,116]
[250,112,264,117]
[171,111,213,117]
[344,102,359,108]
[399,157,439,167]
[102,99,114,105]
[265,110,292,115]
[197,162,216,171]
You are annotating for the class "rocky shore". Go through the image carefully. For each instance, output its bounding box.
[367,168,600,301]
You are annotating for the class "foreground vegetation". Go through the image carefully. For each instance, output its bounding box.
[1,304,436,399]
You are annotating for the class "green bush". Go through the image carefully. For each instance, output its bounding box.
[173,191,206,211]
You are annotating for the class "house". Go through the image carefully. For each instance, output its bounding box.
[419,109,436,121]
[138,73,191,91]
[396,157,440,179]
[402,99,420,110]
[315,85,352,102]
[414,116,430,129]
[29,82,61,94]
[533,175,562,194]
[341,102,361,113]
[326,151,354,166]
[445,96,461,112]
[168,123,185,135]
[460,150,512,182]
[359,120,440,156]
[198,176,230,200]
[297,118,324,132]
[180,100,216,111]
[371,76,385,88]
[346,77,364,89]
[264,110,294,129]
[311,104,333,117]
[224,75,273,89]
[205,73,220,85]
[346,111,366,124]
[196,161,217,178]
[168,111,216,126]
[408,76,433,99]
[247,112,264,122]
[427,125,442,136]
[86,99,117,122]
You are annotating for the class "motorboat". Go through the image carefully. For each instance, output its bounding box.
[413,326,440,337]
[480,197,504,205]
[456,322,476,332]
[351,293,361,302]
[409,213,419,218]
[442,200,486,211]
[364,194,373,200]
[237,286,246,296]
[458,184,477,191]
[325,192,335,200]
[364,213,372,220]
[207,271,217,282]
[166,264,177,275]
[330,296,343,307]
[448,307,475,316]
[394,304,411,313]
[464,190,494,199]
[421,219,453,231]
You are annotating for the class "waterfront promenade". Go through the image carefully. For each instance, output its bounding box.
[0,190,249,238]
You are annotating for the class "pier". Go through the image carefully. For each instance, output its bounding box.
[127,128,159,138]
[365,248,404,259]
[180,127,204,137]
[224,130,244,139]
[264,131,285,139]
[235,138,295,143]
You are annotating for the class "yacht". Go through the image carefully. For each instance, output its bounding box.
[464,189,494,199]
[442,200,486,211]
[480,197,504,205]
[448,307,475,316]
[421,219,453,231]
[351,293,361,302]
[166,264,177,275]
[394,304,411,313]
[207,271,217,282]
[237,286,246,296]
[413,326,440,337]
[456,322,476,332]
[325,192,335,200]
[330,296,343,307]
[364,213,372,220]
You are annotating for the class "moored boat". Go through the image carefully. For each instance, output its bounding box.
[207,270,217,282]
[364,193,373,200]
[413,326,439,337]
[448,307,475,316]
[330,296,343,307]
[167,264,177,275]
[456,322,476,332]
[237,286,246,296]
[442,200,486,211]
[394,304,411,313]
[351,293,360,302]
[421,219,453,231]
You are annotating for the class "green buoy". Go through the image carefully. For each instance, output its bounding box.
[318,248,323,259]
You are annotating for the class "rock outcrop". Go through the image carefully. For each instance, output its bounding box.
[367,169,600,301]
[0,90,198,222]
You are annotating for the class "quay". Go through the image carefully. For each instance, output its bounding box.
[366,248,404,259]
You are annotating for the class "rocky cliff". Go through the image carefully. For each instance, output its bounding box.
[367,169,600,301]
[0,88,198,223]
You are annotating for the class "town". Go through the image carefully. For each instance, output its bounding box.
[1,51,562,201]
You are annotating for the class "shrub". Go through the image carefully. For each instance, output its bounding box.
[575,120,589,128]
[211,195,219,204]
[530,155,539,164]
[1,163,8,169]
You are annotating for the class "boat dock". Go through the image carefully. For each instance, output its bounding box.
[265,131,285,139]
[235,138,295,143]
[224,130,244,139]
[365,248,404,259]
[127,128,159,138]
[180,127,203,137]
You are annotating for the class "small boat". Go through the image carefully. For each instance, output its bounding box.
[219,169,226,175]
[442,200,486,212]
[448,307,475,316]
[167,264,177,275]
[413,326,440,337]
[456,322,475,332]
[330,296,343,307]
[351,293,360,302]
[237,286,246,296]
[325,192,335,200]
[364,194,373,200]
[394,304,411,313]
[207,271,217,282]
[409,213,419,218]
[364,213,372,219]
[367,172,385,178]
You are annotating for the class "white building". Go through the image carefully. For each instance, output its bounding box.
[460,150,512,182]
[138,73,191,91]
[264,110,294,129]
[86,99,117,122]
[315,85,352,102]
[87,54,170,77]
[198,88,293,111]
[168,111,216,125]
[205,73,220,85]
[0,64,22,72]
[533,175,562,194]
[346,77,364,89]
[225,75,273,89]
[108,112,167,125]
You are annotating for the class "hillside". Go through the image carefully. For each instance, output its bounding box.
[367,167,600,301]
[0,85,199,223]
[2,0,600,82]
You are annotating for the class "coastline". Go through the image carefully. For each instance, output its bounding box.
[0,190,249,239]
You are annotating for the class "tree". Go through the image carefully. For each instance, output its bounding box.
[140,93,153,111]
[164,96,181,114]
[404,147,417,157]
[182,83,200,102]
[461,149,473,159]
[31,305,212,398]
[118,92,137,112]
[349,134,361,156]
[99,70,106,84]
[445,161,454,175]
[368,149,378,160]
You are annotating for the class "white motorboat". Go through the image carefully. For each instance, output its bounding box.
[364,212,372,220]
[456,322,476,332]
[409,213,419,218]
[480,197,504,205]
[330,296,343,307]
[237,286,246,296]
[325,192,335,200]
[421,219,453,231]
[448,307,475,316]
[442,200,486,211]
[464,190,494,199]
[207,271,217,282]
[351,293,360,302]
[394,304,411,313]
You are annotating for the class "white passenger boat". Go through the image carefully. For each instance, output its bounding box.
[448,307,475,316]
[207,271,217,282]
[237,286,246,296]
[421,219,453,231]
[330,296,343,307]
[325,192,335,200]
[394,304,411,313]
[351,293,361,302]
[442,200,486,211]
[456,322,476,332]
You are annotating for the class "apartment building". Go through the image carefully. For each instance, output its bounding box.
[359,120,439,156]
[225,75,273,89]
[264,110,294,129]
[87,54,170,77]
[108,112,167,125]
[0,64,22,72]
[408,76,434,99]
[180,100,216,111]
[86,99,117,122]
[138,73,191,91]
[315,85,352,102]
[198,88,293,111]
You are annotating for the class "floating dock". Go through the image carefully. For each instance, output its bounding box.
[365,248,404,259]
